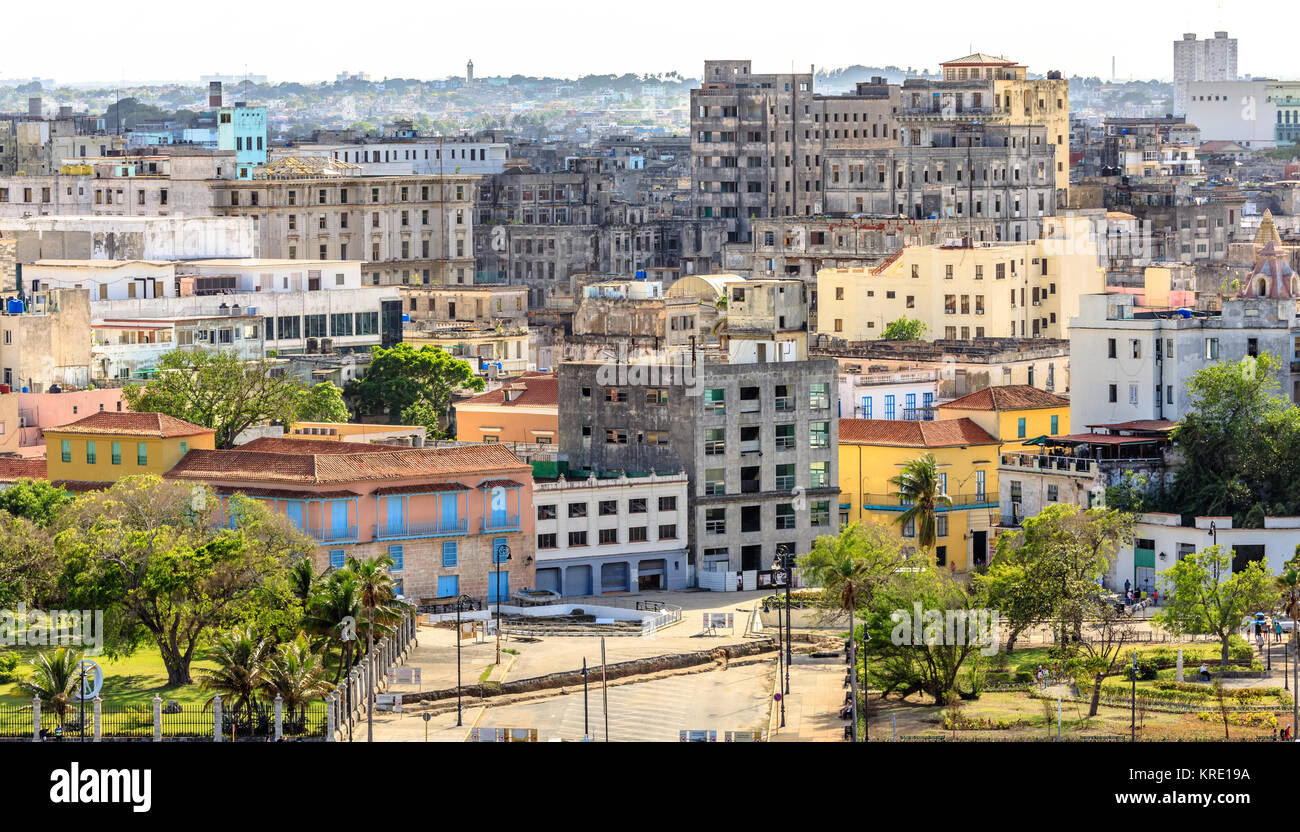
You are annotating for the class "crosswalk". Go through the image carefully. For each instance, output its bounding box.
[476,662,775,742]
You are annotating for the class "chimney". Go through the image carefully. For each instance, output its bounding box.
[58,104,72,119]
[27,97,42,117]
[209,81,223,108]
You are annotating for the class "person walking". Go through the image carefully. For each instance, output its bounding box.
[1276,620,1284,644]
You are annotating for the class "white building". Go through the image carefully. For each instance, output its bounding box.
[532,471,690,594]
[1114,513,1299,596]
[0,215,255,262]
[835,362,940,421]
[1184,79,1278,148]
[91,314,265,380]
[278,138,508,177]
[1067,291,1300,428]
[1173,32,1238,115]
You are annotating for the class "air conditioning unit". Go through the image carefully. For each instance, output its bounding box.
[306,338,319,353]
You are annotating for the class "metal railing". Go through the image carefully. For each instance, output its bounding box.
[373,518,468,539]
[307,525,359,543]
[861,492,994,509]
[480,515,521,532]
[999,453,1096,475]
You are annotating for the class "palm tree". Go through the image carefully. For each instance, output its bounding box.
[891,453,953,561]
[303,570,364,684]
[198,626,271,736]
[19,647,82,724]
[800,524,903,742]
[347,554,397,743]
[290,557,316,603]
[262,634,333,735]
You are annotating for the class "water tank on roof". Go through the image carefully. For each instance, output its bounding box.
[1177,308,1192,318]
[635,270,646,280]
[6,299,22,315]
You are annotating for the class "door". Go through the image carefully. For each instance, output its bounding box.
[600,562,629,593]
[535,568,561,594]
[490,487,509,528]
[488,570,509,603]
[565,565,592,596]
[330,500,349,539]
[638,559,665,591]
[440,493,459,532]
[285,501,304,531]
[972,531,988,567]
[386,496,404,535]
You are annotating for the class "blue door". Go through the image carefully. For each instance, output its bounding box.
[441,493,459,531]
[490,488,508,528]
[488,570,509,602]
[386,496,404,534]
[438,575,459,598]
[330,500,349,538]
[285,501,304,531]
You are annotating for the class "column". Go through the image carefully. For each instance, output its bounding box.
[212,694,222,742]
[274,695,283,741]
[93,696,102,742]
[153,694,162,742]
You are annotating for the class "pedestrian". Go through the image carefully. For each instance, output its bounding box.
[1124,578,1131,596]
[1257,631,1265,651]
[1199,663,1211,682]
[1276,620,1284,644]
[1153,588,1159,606]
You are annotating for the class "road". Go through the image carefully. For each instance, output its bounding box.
[472,659,775,742]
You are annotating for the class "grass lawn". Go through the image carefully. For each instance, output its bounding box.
[0,646,218,710]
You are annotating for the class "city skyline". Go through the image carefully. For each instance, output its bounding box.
[0,0,1278,87]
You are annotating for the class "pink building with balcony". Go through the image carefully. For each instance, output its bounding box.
[163,437,535,605]
[10,388,126,457]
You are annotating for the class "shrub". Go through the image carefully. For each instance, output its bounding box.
[0,652,18,683]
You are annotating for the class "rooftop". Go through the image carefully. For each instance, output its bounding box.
[940,385,1069,412]
[164,443,529,485]
[45,411,215,438]
[458,372,559,409]
[838,417,999,448]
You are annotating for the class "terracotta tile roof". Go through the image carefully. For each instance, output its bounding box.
[1084,419,1176,433]
[939,385,1069,412]
[458,372,559,409]
[163,443,530,486]
[211,485,363,499]
[478,478,525,489]
[838,418,999,448]
[238,437,405,454]
[0,457,47,482]
[46,411,215,438]
[372,482,469,496]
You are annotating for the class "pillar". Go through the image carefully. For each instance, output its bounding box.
[212,694,222,742]
[152,694,162,742]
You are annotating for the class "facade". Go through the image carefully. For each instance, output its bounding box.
[217,104,268,171]
[838,417,1000,569]
[1173,32,1238,115]
[836,365,940,421]
[163,440,535,604]
[1183,79,1299,148]
[403,323,532,377]
[454,371,558,444]
[533,471,690,594]
[935,384,1071,456]
[282,136,509,177]
[0,215,255,263]
[815,215,1105,342]
[211,168,478,287]
[0,288,91,392]
[91,314,264,381]
[690,60,899,243]
[401,285,528,327]
[8,388,124,457]
[44,411,216,483]
[1113,513,1298,596]
[558,357,840,574]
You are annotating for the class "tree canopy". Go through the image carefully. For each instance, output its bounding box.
[1156,545,1278,664]
[348,343,483,423]
[881,317,927,341]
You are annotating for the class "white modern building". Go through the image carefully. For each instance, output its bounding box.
[1183,79,1300,148]
[278,138,508,177]
[1113,513,1299,596]
[91,314,266,380]
[1173,32,1238,115]
[835,362,940,421]
[532,471,690,595]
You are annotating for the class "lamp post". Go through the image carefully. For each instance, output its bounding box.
[778,545,792,696]
[79,663,86,742]
[454,593,475,727]
[495,543,512,665]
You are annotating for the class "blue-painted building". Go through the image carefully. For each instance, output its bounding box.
[217,104,267,173]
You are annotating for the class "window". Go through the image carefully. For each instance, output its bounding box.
[605,429,628,444]
[658,496,677,511]
[810,500,830,527]
[437,575,459,598]
[568,503,588,518]
[604,387,627,403]
[83,440,98,465]
[1017,417,1026,439]
[111,441,121,465]
[775,423,795,450]
[568,531,588,546]
[628,526,648,543]
[705,508,726,534]
[61,439,71,463]
[705,428,726,455]
[704,468,726,495]
[329,549,345,569]
[599,528,619,545]
[536,533,557,550]
[442,541,458,566]
[810,421,830,448]
[492,538,509,563]
[936,515,948,538]
[1205,338,1219,359]
[388,545,404,570]
[810,461,830,487]
[1129,384,1139,405]
[1108,384,1118,403]
[1130,339,1141,359]
[1050,415,1059,435]
[658,524,677,539]
[704,388,726,415]
[809,382,830,410]
[137,443,148,466]
[599,500,618,516]
[1046,485,1059,503]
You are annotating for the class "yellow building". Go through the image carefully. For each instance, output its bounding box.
[816,215,1104,342]
[44,411,215,483]
[839,417,1000,570]
[935,384,1070,455]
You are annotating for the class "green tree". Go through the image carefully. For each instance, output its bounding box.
[349,343,483,423]
[890,453,951,559]
[295,381,349,424]
[55,478,307,685]
[303,569,364,684]
[0,511,57,608]
[1157,545,1279,664]
[261,634,333,733]
[881,317,927,341]
[799,523,904,740]
[19,647,83,723]
[347,553,401,743]
[122,350,307,448]
[198,626,271,735]
[0,479,73,527]
[400,397,452,440]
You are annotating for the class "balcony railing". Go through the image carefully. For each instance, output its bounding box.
[480,514,521,533]
[307,526,359,543]
[861,493,995,510]
[373,519,469,540]
[999,453,1096,475]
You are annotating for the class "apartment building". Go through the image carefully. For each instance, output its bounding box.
[533,471,690,594]
[44,411,216,483]
[558,357,840,573]
[0,289,91,392]
[91,313,265,381]
[163,439,535,604]
[454,371,558,444]
[282,135,509,177]
[211,160,478,287]
[1069,256,1300,427]
[1173,32,1238,115]
[690,61,900,243]
[816,215,1105,342]
[0,215,255,264]
[401,285,528,327]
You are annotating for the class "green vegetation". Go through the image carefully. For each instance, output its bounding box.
[880,317,927,341]
[1157,545,1279,664]
[348,343,484,426]
[890,454,951,557]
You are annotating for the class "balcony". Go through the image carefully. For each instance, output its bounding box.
[861,493,995,510]
[373,518,469,540]
[307,526,359,543]
[480,514,522,533]
[999,453,1096,477]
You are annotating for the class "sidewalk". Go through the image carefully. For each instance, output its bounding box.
[770,655,848,742]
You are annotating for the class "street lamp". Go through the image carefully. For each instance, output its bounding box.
[454,593,475,727]
[776,544,792,696]
[495,543,512,665]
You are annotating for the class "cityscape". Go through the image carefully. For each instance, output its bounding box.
[1,4,1300,799]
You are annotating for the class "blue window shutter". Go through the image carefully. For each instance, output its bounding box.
[442,540,458,567]
[493,536,508,563]
[438,575,459,598]
[329,549,345,569]
[388,545,404,570]
[1050,414,1059,435]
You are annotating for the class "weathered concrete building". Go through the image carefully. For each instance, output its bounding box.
[558,356,840,574]
[0,288,91,391]
[401,285,528,327]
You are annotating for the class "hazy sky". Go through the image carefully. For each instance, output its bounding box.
[7,0,1286,85]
